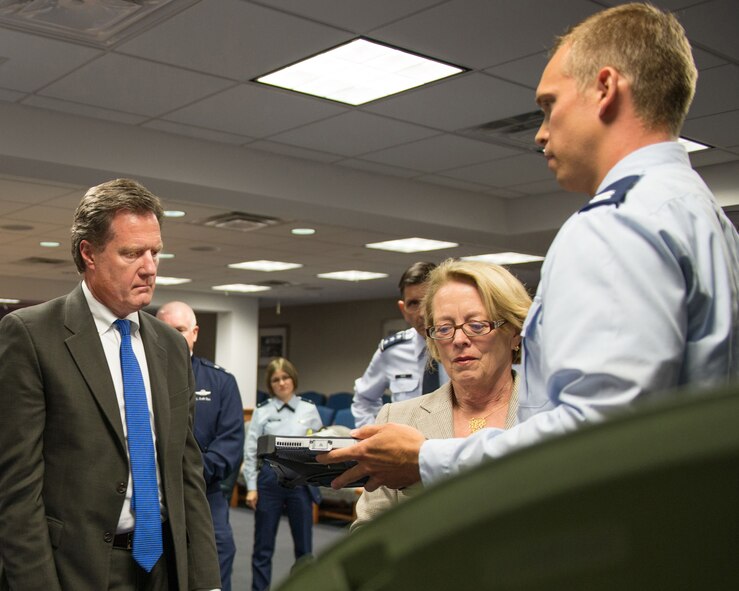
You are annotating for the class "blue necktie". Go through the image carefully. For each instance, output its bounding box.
[114,319,162,572]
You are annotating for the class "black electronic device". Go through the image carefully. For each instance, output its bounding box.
[257,435,368,488]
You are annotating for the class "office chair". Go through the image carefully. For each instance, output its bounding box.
[326,392,353,411]
[276,383,739,590]
[315,405,336,428]
[299,390,327,406]
[332,408,356,429]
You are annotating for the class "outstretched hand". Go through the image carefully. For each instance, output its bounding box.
[316,423,426,491]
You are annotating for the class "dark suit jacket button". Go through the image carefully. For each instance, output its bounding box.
[104,531,113,543]
[116,482,127,494]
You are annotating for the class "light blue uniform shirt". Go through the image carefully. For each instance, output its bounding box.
[420,142,739,484]
[352,328,448,428]
[243,395,322,490]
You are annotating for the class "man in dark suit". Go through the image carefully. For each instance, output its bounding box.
[0,179,221,590]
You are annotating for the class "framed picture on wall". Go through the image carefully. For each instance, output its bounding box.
[258,326,288,366]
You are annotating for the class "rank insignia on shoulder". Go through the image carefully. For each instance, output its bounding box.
[380,329,411,351]
[257,398,271,408]
[579,175,642,213]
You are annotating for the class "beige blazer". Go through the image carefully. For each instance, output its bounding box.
[0,285,220,590]
[351,374,519,532]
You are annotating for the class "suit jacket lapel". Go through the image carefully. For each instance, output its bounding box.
[140,313,170,462]
[416,383,455,438]
[63,285,126,452]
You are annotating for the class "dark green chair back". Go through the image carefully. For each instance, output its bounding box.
[276,384,739,590]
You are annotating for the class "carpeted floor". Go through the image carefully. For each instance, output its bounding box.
[229,506,350,590]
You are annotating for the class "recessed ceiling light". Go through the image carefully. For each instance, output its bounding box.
[318,270,389,282]
[255,38,465,106]
[0,298,20,304]
[679,136,711,153]
[1,223,33,231]
[365,237,458,253]
[163,210,186,218]
[291,228,316,236]
[155,276,192,285]
[462,252,545,265]
[228,260,303,272]
[40,241,61,248]
[211,283,272,293]
[158,252,175,260]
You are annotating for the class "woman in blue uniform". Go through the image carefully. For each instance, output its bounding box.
[243,357,323,591]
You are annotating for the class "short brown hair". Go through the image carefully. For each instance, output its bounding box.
[265,357,299,396]
[554,2,697,136]
[71,178,164,273]
[422,259,532,364]
[398,261,436,298]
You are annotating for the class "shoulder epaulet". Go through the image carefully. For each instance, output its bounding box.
[579,175,642,213]
[198,357,230,374]
[380,329,412,352]
[257,398,271,408]
[299,396,315,405]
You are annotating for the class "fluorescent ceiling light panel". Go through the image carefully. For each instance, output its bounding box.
[291,228,316,236]
[211,284,271,293]
[318,270,388,282]
[163,210,186,218]
[228,260,303,272]
[256,38,464,106]
[463,252,545,265]
[158,252,175,259]
[156,276,191,285]
[365,237,458,253]
[679,137,711,153]
[39,241,60,248]
[0,298,20,304]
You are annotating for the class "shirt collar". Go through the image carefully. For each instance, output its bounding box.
[596,141,688,196]
[81,280,140,336]
[271,394,298,411]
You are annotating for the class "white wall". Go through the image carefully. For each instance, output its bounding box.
[152,289,259,408]
[257,298,403,397]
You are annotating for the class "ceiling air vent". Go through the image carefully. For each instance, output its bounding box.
[256,280,294,288]
[458,110,544,153]
[198,212,281,232]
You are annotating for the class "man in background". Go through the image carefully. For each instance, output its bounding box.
[157,301,245,591]
[351,261,448,428]
[324,3,739,492]
[0,179,221,590]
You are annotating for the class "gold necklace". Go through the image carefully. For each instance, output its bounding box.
[465,399,507,434]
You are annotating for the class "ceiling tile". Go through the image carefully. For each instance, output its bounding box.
[247,140,343,164]
[164,83,347,138]
[0,28,100,92]
[365,73,535,132]
[485,52,549,89]
[40,54,233,116]
[262,0,443,33]
[143,119,252,145]
[23,95,148,124]
[117,0,352,81]
[361,133,520,173]
[683,109,739,149]
[442,152,551,188]
[371,0,597,69]
[679,0,739,61]
[0,178,75,204]
[0,88,25,102]
[269,111,437,156]
[337,159,420,178]
[689,148,739,169]
[688,65,739,119]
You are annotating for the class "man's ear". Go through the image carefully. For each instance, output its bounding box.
[397,299,405,315]
[192,325,199,344]
[596,66,620,120]
[79,240,96,270]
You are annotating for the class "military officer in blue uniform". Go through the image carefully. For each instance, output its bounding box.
[157,301,245,591]
[243,357,322,591]
[352,262,448,428]
[322,3,739,492]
